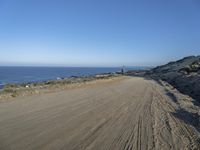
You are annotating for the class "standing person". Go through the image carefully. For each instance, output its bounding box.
[121,66,125,74]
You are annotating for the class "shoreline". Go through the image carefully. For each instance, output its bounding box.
[0,66,150,90]
[0,72,119,89]
[0,73,122,100]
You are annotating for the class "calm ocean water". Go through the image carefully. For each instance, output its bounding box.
[0,66,147,88]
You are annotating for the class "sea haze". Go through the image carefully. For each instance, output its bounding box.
[0,66,148,88]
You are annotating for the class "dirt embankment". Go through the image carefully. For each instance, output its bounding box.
[0,76,199,150]
[0,74,120,101]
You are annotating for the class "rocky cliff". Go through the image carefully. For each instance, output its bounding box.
[149,56,200,103]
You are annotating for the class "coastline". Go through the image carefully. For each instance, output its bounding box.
[0,73,122,100]
[0,66,127,89]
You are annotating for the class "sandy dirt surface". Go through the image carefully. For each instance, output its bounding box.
[0,76,199,150]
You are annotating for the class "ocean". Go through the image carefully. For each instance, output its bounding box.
[0,66,147,88]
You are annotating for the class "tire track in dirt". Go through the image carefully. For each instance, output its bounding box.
[0,77,199,150]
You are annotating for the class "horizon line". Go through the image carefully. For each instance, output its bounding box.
[0,65,154,68]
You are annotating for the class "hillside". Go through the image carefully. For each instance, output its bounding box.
[149,55,200,103]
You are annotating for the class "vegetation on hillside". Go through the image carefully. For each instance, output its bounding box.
[180,59,200,74]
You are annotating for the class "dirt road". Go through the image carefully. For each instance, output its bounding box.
[0,77,199,150]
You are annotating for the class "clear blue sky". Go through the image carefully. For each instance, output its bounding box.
[0,0,200,67]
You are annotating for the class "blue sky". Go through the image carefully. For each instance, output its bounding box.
[0,0,200,67]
